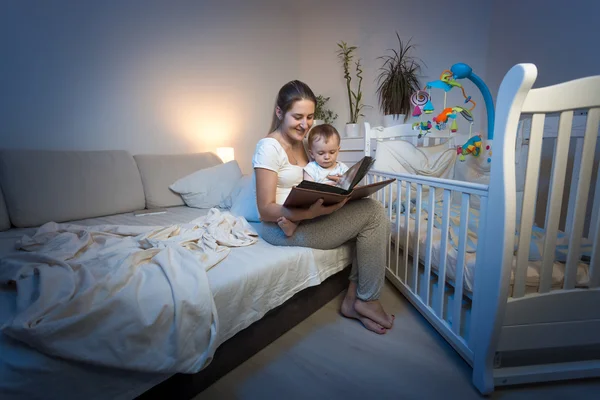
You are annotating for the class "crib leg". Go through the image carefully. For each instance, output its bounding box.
[472,361,495,395]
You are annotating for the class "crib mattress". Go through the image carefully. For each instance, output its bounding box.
[390,211,590,294]
[0,206,353,400]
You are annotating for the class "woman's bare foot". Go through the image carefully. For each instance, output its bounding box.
[277,217,298,237]
[340,282,387,334]
[354,299,394,329]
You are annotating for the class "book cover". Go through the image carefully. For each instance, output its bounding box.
[283,157,394,208]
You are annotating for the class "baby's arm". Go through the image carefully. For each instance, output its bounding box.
[303,170,315,181]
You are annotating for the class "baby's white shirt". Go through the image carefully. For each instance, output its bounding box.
[303,160,349,183]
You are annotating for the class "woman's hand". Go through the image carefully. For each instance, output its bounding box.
[307,197,349,219]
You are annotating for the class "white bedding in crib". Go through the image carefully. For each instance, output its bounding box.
[390,202,591,293]
[0,206,353,400]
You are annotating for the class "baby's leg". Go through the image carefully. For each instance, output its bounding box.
[277,217,298,237]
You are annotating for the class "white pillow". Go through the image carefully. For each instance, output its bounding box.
[230,173,260,222]
[373,139,456,203]
[169,160,242,209]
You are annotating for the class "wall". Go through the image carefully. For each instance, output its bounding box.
[0,0,300,174]
[296,0,494,140]
[485,0,600,97]
[0,0,494,174]
[486,0,600,232]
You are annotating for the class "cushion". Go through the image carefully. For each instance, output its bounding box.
[169,161,243,209]
[134,153,222,208]
[230,174,260,222]
[0,185,10,231]
[0,149,146,228]
[373,139,457,203]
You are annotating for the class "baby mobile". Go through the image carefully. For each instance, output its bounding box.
[409,63,495,163]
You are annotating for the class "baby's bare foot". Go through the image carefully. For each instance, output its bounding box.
[340,285,387,334]
[277,217,298,237]
[354,299,394,329]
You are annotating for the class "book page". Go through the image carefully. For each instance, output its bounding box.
[335,156,374,191]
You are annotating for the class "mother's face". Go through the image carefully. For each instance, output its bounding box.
[277,99,315,143]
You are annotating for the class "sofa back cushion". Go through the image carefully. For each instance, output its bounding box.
[0,185,10,231]
[0,149,145,228]
[134,153,222,208]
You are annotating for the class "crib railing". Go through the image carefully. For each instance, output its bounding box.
[367,168,489,362]
[513,109,600,297]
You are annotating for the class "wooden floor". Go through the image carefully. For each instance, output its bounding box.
[196,281,600,399]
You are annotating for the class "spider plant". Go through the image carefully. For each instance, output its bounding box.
[376,33,424,122]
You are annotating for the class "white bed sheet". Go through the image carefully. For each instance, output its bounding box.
[390,210,590,294]
[0,206,352,400]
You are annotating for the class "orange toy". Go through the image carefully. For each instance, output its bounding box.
[433,107,454,124]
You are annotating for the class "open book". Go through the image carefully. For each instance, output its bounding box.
[283,156,395,208]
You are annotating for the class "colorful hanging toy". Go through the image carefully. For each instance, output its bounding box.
[409,63,495,163]
[457,134,482,161]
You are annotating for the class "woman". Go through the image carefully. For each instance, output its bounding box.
[253,80,394,334]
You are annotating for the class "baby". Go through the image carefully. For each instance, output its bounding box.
[302,123,350,184]
[278,124,349,237]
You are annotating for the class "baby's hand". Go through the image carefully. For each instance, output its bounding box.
[326,174,342,183]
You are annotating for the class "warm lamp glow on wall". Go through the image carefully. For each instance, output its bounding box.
[216,147,235,163]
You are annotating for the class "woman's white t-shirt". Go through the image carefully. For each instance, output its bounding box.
[252,137,304,205]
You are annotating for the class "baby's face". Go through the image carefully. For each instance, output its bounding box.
[309,137,340,169]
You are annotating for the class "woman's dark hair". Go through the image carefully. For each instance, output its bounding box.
[269,80,317,132]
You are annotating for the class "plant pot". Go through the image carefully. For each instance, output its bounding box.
[383,114,406,127]
[345,123,360,138]
[309,119,324,133]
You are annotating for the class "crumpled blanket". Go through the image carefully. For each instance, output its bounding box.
[0,208,258,374]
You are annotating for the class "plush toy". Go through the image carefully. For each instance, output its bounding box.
[457,134,482,161]
[412,121,432,137]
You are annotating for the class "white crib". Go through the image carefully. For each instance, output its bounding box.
[364,63,600,394]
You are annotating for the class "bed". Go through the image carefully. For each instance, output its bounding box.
[0,206,353,399]
[363,63,600,394]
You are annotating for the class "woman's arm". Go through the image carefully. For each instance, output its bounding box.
[255,168,346,223]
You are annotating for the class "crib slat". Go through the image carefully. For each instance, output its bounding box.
[565,108,600,289]
[565,137,585,235]
[435,189,451,318]
[404,183,411,283]
[377,175,383,203]
[395,180,402,278]
[469,194,488,349]
[514,114,545,298]
[412,184,422,292]
[388,181,394,220]
[590,165,600,242]
[424,187,436,305]
[590,211,600,288]
[452,193,470,335]
[388,180,394,276]
[540,111,574,293]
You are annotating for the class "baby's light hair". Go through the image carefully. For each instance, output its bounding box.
[308,124,341,149]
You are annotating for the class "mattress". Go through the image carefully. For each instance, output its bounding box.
[0,206,353,400]
[389,204,590,294]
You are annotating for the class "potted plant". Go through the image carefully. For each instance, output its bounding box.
[376,33,424,127]
[314,95,338,126]
[337,41,366,137]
